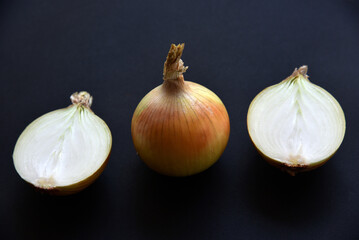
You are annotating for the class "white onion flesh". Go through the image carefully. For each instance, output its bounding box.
[247,66,345,169]
[13,92,112,189]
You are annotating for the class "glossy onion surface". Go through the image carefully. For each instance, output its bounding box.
[132,44,230,176]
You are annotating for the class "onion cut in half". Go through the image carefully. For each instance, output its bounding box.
[13,92,112,195]
[247,66,346,175]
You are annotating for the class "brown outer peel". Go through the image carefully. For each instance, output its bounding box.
[163,43,188,82]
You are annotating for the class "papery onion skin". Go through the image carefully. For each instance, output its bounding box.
[131,44,230,176]
[13,92,112,195]
[247,66,345,176]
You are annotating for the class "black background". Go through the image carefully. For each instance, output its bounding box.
[1,0,359,239]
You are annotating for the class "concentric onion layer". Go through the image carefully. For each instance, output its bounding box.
[132,81,230,176]
[247,76,345,169]
[13,105,112,191]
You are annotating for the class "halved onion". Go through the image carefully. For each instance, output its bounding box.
[13,91,112,195]
[247,66,346,175]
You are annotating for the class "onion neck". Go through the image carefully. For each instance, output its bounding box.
[291,65,309,80]
[70,91,93,108]
[283,65,310,83]
[162,43,188,91]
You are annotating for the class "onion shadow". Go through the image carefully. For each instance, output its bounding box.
[240,147,339,225]
[130,156,225,239]
[12,177,107,240]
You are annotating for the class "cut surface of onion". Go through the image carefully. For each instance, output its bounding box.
[13,92,112,194]
[247,66,345,174]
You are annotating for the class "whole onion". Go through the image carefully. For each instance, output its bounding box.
[131,44,230,176]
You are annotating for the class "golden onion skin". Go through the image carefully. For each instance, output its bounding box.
[131,44,230,176]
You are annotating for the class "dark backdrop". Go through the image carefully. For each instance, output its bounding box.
[1,0,359,239]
